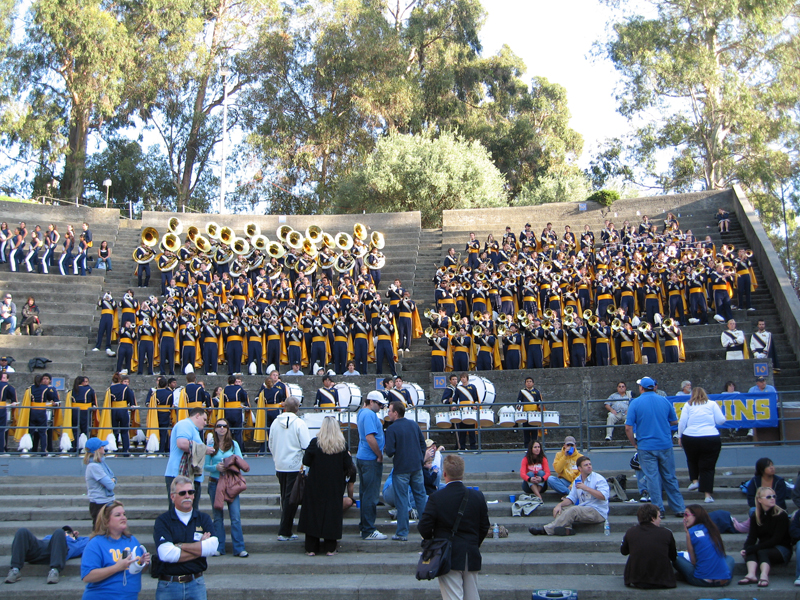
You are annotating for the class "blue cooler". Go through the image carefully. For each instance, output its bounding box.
[532,591,577,600]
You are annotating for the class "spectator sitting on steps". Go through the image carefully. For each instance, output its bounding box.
[549,435,583,496]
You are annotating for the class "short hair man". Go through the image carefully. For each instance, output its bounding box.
[604,382,629,441]
[620,504,677,589]
[721,319,746,360]
[6,525,88,584]
[675,381,692,396]
[750,319,780,372]
[357,390,389,540]
[164,407,213,511]
[529,456,609,536]
[154,476,216,600]
[419,455,490,600]
[268,397,311,541]
[625,377,686,518]
[749,375,776,394]
[384,400,427,541]
[285,362,304,376]
[549,435,583,495]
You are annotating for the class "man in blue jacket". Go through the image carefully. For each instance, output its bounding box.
[384,400,427,541]
[6,525,88,585]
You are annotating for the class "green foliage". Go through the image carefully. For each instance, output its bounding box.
[334,130,507,227]
[517,169,591,206]
[586,189,620,207]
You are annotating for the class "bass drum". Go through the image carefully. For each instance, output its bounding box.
[338,411,358,429]
[286,383,304,405]
[435,412,453,429]
[334,382,361,409]
[405,383,426,406]
[468,375,495,404]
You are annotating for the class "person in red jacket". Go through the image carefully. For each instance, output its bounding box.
[520,440,551,503]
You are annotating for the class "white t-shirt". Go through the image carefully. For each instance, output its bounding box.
[678,401,726,437]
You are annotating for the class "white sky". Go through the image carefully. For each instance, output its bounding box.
[479,0,631,167]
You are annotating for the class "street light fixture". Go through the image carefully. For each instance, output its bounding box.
[103,179,112,208]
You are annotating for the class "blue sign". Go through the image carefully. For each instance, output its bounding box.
[671,392,778,428]
[375,378,384,391]
[754,363,769,377]
[51,377,66,391]
[433,375,447,389]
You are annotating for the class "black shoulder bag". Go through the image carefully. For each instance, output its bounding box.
[416,489,470,580]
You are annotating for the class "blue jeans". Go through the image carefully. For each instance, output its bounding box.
[674,554,734,586]
[392,469,427,538]
[383,478,415,508]
[547,476,571,495]
[357,458,383,538]
[156,575,207,600]
[637,471,648,496]
[207,479,245,555]
[1,315,16,334]
[522,470,548,494]
[639,447,685,514]
[796,541,800,579]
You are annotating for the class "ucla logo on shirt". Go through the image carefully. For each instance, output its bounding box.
[109,547,131,562]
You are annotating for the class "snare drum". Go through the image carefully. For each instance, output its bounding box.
[498,406,516,428]
[461,408,477,425]
[449,409,462,424]
[479,408,495,427]
[301,412,326,435]
[334,382,361,408]
[338,411,358,429]
[378,407,389,424]
[514,410,528,424]
[435,412,452,429]
[414,409,431,431]
[543,411,560,426]
[527,411,543,425]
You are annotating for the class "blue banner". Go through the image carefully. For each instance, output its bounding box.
[670,392,778,428]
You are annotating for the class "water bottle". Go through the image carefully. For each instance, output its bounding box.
[493,523,499,538]
[604,520,610,536]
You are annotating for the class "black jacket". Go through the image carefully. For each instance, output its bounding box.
[418,481,490,572]
[620,522,677,588]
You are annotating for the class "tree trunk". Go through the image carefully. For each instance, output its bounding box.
[60,107,90,202]
[178,76,209,212]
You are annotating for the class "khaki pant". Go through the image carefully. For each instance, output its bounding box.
[606,411,626,438]
[438,569,479,600]
[544,505,605,534]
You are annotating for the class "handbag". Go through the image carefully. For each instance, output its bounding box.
[415,489,470,581]
[288,470,306,506]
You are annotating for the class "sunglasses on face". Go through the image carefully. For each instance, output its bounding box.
[762,494,776,500]
[215,424,228,429]
[176,489,196,497]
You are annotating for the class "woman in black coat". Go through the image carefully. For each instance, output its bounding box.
[621,503,677,589]
[738,486,792,587]
[298,416,354,556]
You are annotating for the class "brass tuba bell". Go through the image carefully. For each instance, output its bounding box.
[186,225,200,243]
[276,225,293,243]
[232,237,251,256]
[141,227,159,247]
[336,232,353,251]
[370,231,385,249]
[305,225,323,246]
[194,235,212,254]
[219,226,234,245]
[267,241,285,259]
[353,223,367,241]
[167,217,183,235]
[205,221,220,240]
[286,231,303,250]
[245,222,261,238]
[161,232,180,253]
[252,235,269,251]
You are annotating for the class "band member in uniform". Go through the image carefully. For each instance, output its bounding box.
[222,375,249,448]
[428,328,448,372]
[245,316,264,375]
[149,376,173,453]
[566,316,588,368]
[525,317,546,369]
[136,318,156,376]
[315,375,339,408]
[116,320,137,375]
[516,377,543,448]
[659,321,682,363]
[388,376,413,406]
[70,376,97,451]
[721,319,747,360]
[374,316,397,377]
[502,322,522,370]
[451,326,472,372]
[225,316,245,376]
[454,373,478,451]
[710,264,734,323]
[93,293,117,356]
[158,310,178,376]
[0,372,17,452]
[107,373,136,455]
[201,315,222,376]
[734,248,756,311]
[750,319,779,372]
[474,324,496,371]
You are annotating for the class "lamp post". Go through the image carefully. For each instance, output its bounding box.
[103,179,112,208]
[219,70,229,215]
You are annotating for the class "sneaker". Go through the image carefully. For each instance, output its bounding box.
[687,481,699,491]
[119,369,128,375]
[5,567,20,583]
[704,496,715,503]
[713,314,725,323]
[409,509,419,521]
[391,535,408,541]
[388,509,397,518]
[604,436,612,441]
[688,318,700,324]
[207,372,217,376]
[92,347,100,352]
[794,578,800,586]
[106,348,116,356]
[398,349,403,356]
[639,495,651,503]
[277,534,298,541]
[235,551,249,558]
[46,568,59,584]
[364,530,388,540]
[747,307,756,311]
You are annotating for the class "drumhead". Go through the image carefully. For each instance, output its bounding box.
[468,375,485,402]
[410,383,425,406]
[480,378,496,404]
[286,383,304,403]
[334,383,352,408]
[405,384,420,406]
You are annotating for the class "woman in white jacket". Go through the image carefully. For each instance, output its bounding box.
[678,388,726,503]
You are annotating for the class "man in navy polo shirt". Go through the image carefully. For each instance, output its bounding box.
[625,376,686,518]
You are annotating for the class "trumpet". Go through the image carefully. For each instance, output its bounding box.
[541,318,552,331]
[638,322,651,334]
[564,306,575,317]
[473,324,483,336]
[582,309,594,320]
[167,217,182,235]
[563,314,575,327]
[662,318,674,329]
[424,327,434,339]
[543,309,555,320]
[515,310,527,322]
[472,310,483,321]
[245,222,261,238]
[588,315,599,327]
[497,324,507,337]
[448,325,458,336]
[606,304,617,316]
[745,249,753,258]
[461,282,472,291]
[424,308,436,320]
[497,313,509,324]
[453,312,462,322]
[141,227,159,247]
[611,318,623,332]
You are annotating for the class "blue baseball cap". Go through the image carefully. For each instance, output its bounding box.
[85,438,109,452]
[637,377,656,390]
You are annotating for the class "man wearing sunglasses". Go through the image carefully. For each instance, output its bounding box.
[165,407,214,511]
[154,476,216,600]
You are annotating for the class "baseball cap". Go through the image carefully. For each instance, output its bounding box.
[367,390,387,406]
[637,377,656,390]
[0,356,6,361]
[85,438,109,453]
[564,435,576,446]
[755,376,766,382]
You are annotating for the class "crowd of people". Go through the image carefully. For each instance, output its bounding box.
[426,211,765,371]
